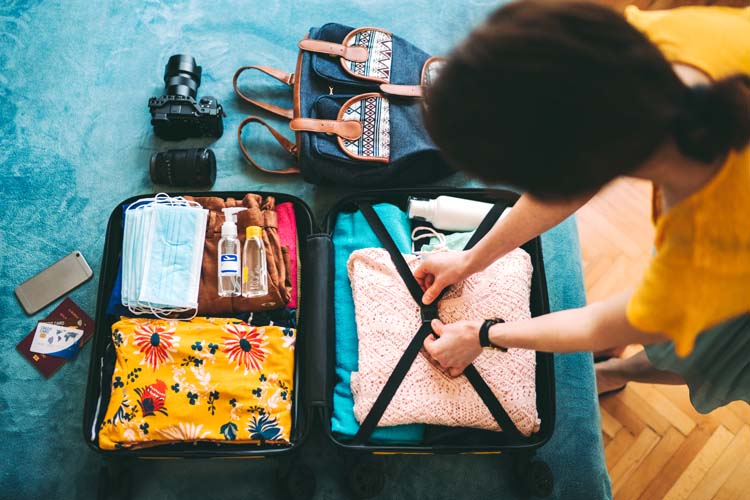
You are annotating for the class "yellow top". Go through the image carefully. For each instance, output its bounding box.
[246,225,262,239]
[98,317,295,450]
[624,6,750,356]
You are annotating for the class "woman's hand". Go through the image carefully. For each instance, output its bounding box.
[422,319,484,377]
[413,251,477,305]
[413,193,595,305]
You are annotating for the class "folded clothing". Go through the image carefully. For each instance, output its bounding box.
[332,204,424,443]
[276,202,299,309]
[349,248,540,436]
[98,317,295,450]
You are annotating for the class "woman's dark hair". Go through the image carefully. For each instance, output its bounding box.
[424,0,750,198]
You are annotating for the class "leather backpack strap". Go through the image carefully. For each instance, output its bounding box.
[379,83,424,98]
[289,118,363,141]
[233,65,295,119]
[237,116,301,175]
[379,56,448,98]
[297,39,369,62]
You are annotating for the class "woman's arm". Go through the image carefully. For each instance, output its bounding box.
[489,291,667,352]
[417,191,594,304]
[464,191,595,274]
[423,291,668,377]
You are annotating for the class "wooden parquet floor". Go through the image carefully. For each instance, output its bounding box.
[576,178,750,500]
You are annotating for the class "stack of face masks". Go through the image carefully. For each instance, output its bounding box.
[121,193,208,318]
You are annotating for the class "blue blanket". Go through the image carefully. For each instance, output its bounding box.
[537,218,612,499]
[0,0,610,498]
[331,203,424,443]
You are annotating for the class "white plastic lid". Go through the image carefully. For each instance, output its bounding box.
[407,198,432,222]
[221,207,244,237]
[221,221,236,237]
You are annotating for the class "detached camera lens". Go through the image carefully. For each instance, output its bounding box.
[150,148,216,187]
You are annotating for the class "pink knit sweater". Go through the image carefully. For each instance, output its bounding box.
[348,248,540,436]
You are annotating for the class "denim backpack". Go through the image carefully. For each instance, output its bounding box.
[233,23,452,186]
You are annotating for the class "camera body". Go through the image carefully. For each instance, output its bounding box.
[148,54,224,141]
[148,94,223,140]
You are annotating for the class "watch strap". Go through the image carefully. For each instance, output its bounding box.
[479,318,506,351]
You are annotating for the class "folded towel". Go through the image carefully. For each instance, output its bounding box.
[332,204,424,443]
[349,247,540,435]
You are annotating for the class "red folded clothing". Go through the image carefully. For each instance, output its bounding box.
[277,202,299,309]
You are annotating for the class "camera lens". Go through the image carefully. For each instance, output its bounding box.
[150,148,216,187]
[163,54,202,99]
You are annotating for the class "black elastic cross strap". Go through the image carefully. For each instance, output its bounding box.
[352,202,438,445]
[358,202,426,306]
[352,201,522,444]
[351,322,433,445]
[462,201,507,251]
[462,365,522,439]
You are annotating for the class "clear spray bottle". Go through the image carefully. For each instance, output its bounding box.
[218,208,244,297]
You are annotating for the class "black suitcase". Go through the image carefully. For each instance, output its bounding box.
[83,187,555,500]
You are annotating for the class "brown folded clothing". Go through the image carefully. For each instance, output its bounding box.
[185,194,292,315]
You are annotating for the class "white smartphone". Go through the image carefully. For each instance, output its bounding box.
[15,251,94,315]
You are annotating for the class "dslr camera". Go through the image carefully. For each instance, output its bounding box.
[148,55,224,140]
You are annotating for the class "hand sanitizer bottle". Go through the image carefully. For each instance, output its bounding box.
[242,226,268,298]
[218,208,244,297]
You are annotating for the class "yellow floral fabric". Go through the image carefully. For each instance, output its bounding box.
[98,317,296,450]
[625,6,750,356]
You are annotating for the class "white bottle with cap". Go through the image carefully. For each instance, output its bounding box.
[407,195,511,231]
[218,207,244,297]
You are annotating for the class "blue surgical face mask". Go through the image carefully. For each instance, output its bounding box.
[122,199,156,311]
[121,208,136,308]
[121,194,207,317]
[139,203,207,310]
[132,207,153,308]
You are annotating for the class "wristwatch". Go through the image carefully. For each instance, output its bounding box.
[479,318,507,351]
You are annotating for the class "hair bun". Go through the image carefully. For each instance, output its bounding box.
[674,75,750,163]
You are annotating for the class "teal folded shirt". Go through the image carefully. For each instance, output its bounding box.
[331,203,424,443]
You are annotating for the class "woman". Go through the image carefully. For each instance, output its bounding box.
[415,1,750,412]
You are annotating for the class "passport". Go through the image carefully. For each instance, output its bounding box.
[16,297,95,378]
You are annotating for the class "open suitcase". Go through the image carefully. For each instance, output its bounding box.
[83,187,555,500]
